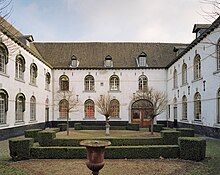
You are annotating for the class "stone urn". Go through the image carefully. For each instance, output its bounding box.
[80,140,111,175]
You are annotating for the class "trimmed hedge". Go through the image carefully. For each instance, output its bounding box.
[30,145,179,159]
[45,128,60,133]
[38,130,56,146]
[149,124,164,132]
[178,137,206,161]
[24,129,43,142]
[161,130,180,145]
[81,125,127,130]
[57,123,67,131]
[176,128,194,137]
[9,138,34,161]
[126,124,139,131]
[74,123,82,130]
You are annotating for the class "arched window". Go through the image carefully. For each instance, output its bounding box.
[137,52,147,67]
[0,43,8,74]
[104,55,113,67]
[69,55,79,68]
[182,63,187,85]
[0,89,8,124]
[217,39,220,70]
[173,69,178,88]
[84,75,95,91]
[110,99,120,118]
[173,97,177,120]
[45,98,49,122]
[15,55,25,80]
[182,95,187,120]
[110,75,119,91]
[194,54,201,80]
[194,92,201,121]
[138,75,148,91]
[59,99,69,119]
[30,96,36,121]
[59,75,69,91]
[217,88,220,123]
[45,72,51,90]
[85,99,95,119]
[15,93,25,122]
[30,63,38,85]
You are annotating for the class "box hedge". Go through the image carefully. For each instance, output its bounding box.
[57,123,67,131]
[149,124,164,132]
[74,123,82,130]
[24,129,43,142]
[38,130,56,146]
[161,130,180,145]
[178,137,206,161]
[30,145,179,159]
[9,138,34,161]
[176,128,194,137]
[126,124,139,131]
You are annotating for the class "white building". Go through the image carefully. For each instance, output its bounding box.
[0,16,219,139]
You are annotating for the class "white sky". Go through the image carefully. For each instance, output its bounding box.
[6,0,217,43]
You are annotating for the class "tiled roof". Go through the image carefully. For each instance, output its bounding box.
[34,42,187,69]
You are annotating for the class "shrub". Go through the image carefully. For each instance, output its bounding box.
[57,123,67,131]
[74,123,82,130]
[9,138,34,161]
[31,146,86,159]
[126,124,139,131]
[149,124,164,132]
[45,128,60,133]
[161,130,180,145]
[162,127,174,130]
[81,125,127,130]
[176,128,194,137]
[178,137,206,161]
[105,145,179,159]
[38,130,56,146]
[24,129,43,142]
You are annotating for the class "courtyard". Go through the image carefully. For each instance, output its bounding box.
[0,129,220,175]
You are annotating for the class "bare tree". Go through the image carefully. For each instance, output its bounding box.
[95,94,114,136]
[55,90,79,135]
[133,87,167,135]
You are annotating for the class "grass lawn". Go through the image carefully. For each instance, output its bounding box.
[0,130,220,175]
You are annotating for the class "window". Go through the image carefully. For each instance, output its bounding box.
[137,52,147,67]
[0,89,8,124]
[59,75,69,91]
[30,96,36,121]
[104,55,113,67]
[110,99,120,118]
[194,54,201,80]
[173,69,178,88]
[59,99,69,119]
[45,72,51,90]
[15,93,25,122]
[182,95,187,120]
[138,75,148,91]
[69,55,79,68]
[194,92,201,121]
[15,55,25,80]
[173,97,177,120]
[217,89,220,123]
[30,63,38,85]
[110,75,119,91]
[84,75,95,91]
[182,63,187,85]
[0,44,8,74]
[217,39,220,70]
[85,99,95,119]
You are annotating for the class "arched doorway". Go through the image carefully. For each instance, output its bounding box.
[131,99,154,127]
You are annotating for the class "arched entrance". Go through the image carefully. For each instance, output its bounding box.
[131,99,154,127]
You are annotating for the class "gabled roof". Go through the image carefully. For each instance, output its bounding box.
[33,42,187,69]
[167,16,220,68]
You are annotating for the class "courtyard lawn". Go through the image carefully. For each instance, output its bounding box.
[0,130,220,175]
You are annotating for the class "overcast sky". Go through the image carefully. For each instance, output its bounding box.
[6,0,217,43]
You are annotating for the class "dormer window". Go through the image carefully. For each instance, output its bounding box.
[137,52,147,67]
[70,55,79,68]
[104,55,113,67]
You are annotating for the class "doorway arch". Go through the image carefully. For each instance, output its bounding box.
[131,99,153,127]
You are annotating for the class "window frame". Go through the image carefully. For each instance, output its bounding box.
[0,43,8,74]
[84,99,95,119]
[15,55,25,80]
[15,93,25,123]
[109,75,120,91]
[138,75,148,91]
[173,69,178,88]
[59,75,69,91]
[194,92,201,121]
[217,39,220,70]
[59,99,69,119]
[84,75,95,91]
[182,95,187,120]
[182,63,187,85]
[0,89,8,124]
[30,63,38,85]
[194,54,201,80]
[30,96,36,121]
[110,99,120,118]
